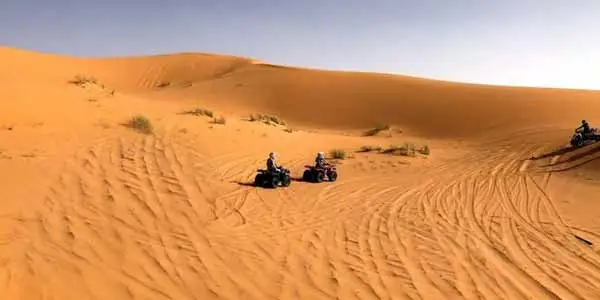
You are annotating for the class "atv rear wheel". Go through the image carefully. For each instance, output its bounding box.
[303,170,311,182]
[254,174,263,187]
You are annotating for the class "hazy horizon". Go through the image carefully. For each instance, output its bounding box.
[3,0,600,89]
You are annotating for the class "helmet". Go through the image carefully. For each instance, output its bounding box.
[269,152,276,158]
[582,120,588,124]
[317,152,324,158]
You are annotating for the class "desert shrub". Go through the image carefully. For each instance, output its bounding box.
[284,127,294,133]
[383,143,416,157]
[266,115,284,125]
[248,114,261,122]
[156,81,170,88]
[125,115,153,134]
[248,113,285,125]
[329,149,347,159]
[363,124,390,136]
[358,145,373,152]
[357,145,383,153]
[211,116,226,125]
[417,145,430,155]
[181,108,214,118]
[68,75,98,85]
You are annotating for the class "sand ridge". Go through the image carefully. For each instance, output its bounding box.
[1,46,600,299]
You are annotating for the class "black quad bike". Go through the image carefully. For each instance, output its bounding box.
[570,128,600,148]
[254,167,291,188]
[302,164,338,183]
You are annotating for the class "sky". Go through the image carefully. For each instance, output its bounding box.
[2,0,600,89]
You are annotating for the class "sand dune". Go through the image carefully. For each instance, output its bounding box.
[1,46,600,299]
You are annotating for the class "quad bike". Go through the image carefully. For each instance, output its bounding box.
[570,128,600,148]
[303,164,338,183]
[254,167,291,188]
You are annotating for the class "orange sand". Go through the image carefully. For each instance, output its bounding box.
[1,46,600,299]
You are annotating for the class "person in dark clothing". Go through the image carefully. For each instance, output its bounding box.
[577,120,591,136]
[315,152,327,168]
[267,152,280,173]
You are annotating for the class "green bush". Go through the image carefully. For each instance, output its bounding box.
[248,113,285,125]
[181,108,214,118]
[211,116,226,125]
[357,145,383,152]
[329,149,347,159]
[68,75,98,85]
[363,124,390,136]
[418,145,430,155]
[382,143,416,157]
[126,115,153,134]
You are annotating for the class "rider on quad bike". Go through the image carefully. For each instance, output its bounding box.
[570,119,600,148]
[315,152,327,168]
[576,120,592,137]
[267,152,281,174]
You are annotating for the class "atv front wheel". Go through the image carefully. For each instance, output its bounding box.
[571,136,584,148]
[280,175,291,187]
[316,171,324,183]
[327,171,338,182]
[267,176,279,188]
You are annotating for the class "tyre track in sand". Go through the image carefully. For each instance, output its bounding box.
[201,127,600,299]
[443,132,600,299]
[1,128,288,299]
[3,126,600,299]
[346,128,600,300]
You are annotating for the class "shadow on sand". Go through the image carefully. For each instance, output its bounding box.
[232,177,304,187]
[530,146,576,160]
[551,143,600,166]
[529,142,600,173]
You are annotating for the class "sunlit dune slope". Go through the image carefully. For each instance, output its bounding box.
[3,46,600,139]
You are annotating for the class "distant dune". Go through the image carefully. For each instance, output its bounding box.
[3,46,600,138]
[1,46,600,300]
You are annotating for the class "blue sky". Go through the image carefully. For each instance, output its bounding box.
[2,0,600,89]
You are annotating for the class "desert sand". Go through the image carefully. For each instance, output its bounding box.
[1,46,600,300]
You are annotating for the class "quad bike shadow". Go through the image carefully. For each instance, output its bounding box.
[530,147,577,161]
[233,166,307,188]
[531,127,600,161]
[530,127,600,172]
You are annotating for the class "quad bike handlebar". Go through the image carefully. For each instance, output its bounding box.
[575,127,597,132]
[257,167,288,172]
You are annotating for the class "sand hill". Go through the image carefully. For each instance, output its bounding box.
[1,46,600,300]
